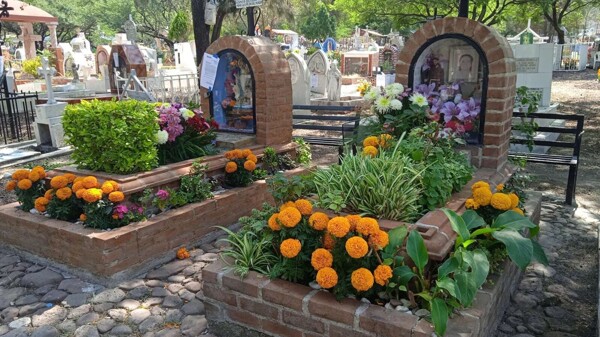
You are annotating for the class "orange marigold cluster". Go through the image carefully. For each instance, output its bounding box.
[345,236,369,258]
[17,179,32,190]
[316,267,338,289]
[322,232,336,250]
[82,176,98,189]
[327,217,350,238]
[34,197,49,212]
[490,193,512,211]
[309,212,329,231]
[351,268,374,292]
[225,161,237,173]
[356,217,380,236]
[374,265,393,286]
[278,207,302,228]
[108,191,125,203]
[268,213,281,231]
[311,248,333,270]
[177,247,191,259]
[280,238,302,258]
[5,180,16,191]
[82,188,103,203]
[11,169,30,181]
[56,187,72,201]
[345,214,361,231]
[294,199,313,216]
[368,230,389,250]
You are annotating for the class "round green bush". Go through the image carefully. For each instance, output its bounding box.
[63,99,159,174]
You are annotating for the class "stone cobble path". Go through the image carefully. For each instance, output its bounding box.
[496,195,599,337]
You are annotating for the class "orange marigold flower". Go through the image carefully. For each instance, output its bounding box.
[241,149,252,158]
[247,154,258,164]
[278,207,302,228]
[509,193,519,209]
[465,198,480,210]
[75,188,86,199]
[225,161,237,174]
[112,214,119,219]
[294,199,313,216]
[17,179,32,190]
[279,201,296,211]
[490,193,512,211]
[28,170,41,182]
[72,181,85,193]
[50,176,68,189]
[322,232,336,250]
[106,180,120,191]
[374,265,393,286]
[316,267,338,289]
[31,166,46,175]
[496,183,504,191]
[243,160,256,171]
[83,188,103,203]
[351,268,374,292]
[280,238,302,258]
[309,212,329,231]
[327,217,351,238]
[363,136,380,148]
[511,208,524,216]
[311,248,333,270]
[44,189,54,200]
[12,169,30,181]
[73,177,84,183]
[82,176,99,189]
[345,236,369,258]
[63,173,77,183]
[101,181,115,194]
[224,151,235,160]
[79,214,87,221]
[108,191,125,203]
[471,181,490,192]
[232,149,243,159]
[473,187,492,206]
[369,230,389,250]
[346,214,361,231]
[34,197,49,212]
[362,146,378,157]
[378,134,393,148]
[56,187,72,201]
[5,180,16,191]
[356,217,380,236]
[176,247,190,259]
[268,213,281,231]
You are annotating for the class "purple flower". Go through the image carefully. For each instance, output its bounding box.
[440,102,461,123]
[415,83,437,97]
[113,204,129,219]
[156,189,169,200]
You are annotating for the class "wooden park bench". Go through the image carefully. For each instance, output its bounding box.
[509,111,585,205]
[292,104,361,159]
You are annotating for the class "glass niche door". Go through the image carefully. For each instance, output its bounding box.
[211,50,256,133]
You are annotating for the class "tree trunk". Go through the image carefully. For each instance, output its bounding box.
[211,10,227,43]
[191,0,211,67]
[556,28,565,44]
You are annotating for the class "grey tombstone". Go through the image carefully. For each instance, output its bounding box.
[34,57,68,147]
[123,14,137,44]
[307,50,329,96]
[287,53,310,105]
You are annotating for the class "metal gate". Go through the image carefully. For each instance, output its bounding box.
[0,74,39,145]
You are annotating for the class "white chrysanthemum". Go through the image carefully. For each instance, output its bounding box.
[409,93,429,107]
[385,83,404,98]
[375,96,392,113]
[364,88,380,102]
[390,99,403,110]
[180,108,195,120]
[156,130,169,144]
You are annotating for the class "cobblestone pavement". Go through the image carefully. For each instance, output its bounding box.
[495,195,599,337]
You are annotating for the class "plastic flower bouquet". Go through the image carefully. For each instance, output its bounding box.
[156,103,219,165]
[5,166,47,211]
[356,79,371,96]
[223,149,258,187]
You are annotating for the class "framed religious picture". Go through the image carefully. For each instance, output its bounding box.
[449,47,479,83]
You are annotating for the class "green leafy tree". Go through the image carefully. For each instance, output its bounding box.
[168,11,192,42]
[300,2,337,40]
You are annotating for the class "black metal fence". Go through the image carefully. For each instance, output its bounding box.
[0,73,38,145]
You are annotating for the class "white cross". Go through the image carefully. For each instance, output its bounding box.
[38,57,56,104]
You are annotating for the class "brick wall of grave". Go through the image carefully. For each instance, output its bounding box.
[200,36,293,146]
[396,17,517,171]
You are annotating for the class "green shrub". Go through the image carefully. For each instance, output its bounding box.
[22,57,42,78]
[63,99,159,174]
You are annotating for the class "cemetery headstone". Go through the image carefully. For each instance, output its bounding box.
[512,43,554,107]
[123,14,137,44]
[287,53,310,105]
[33,57,67,148]
[307,50,329,95]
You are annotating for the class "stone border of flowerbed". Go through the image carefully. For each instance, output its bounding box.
[201,192,541,337]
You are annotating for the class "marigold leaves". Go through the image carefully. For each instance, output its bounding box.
[406,230,428,275]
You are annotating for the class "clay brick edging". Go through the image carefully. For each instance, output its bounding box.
[201,192,542,337]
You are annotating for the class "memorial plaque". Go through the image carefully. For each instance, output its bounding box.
[235,0,263,8]
[516,58,539,73]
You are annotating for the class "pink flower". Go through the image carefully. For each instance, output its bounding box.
[156,189,169,200]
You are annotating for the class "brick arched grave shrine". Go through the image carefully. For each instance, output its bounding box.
[0,36,301,281]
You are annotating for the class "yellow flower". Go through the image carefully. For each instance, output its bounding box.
[363,136,380,148]
[279,201,296,211]
[101,181,115,194]
[473,188,492,206]
[72,181,85,193]
[17,179,32,190]
[345,236,369,258]
[225,161,237,174]
[496,183,504,191]
[327,217,351,238]
[322,232,336,250]
[83,188,103,203]
[294,199,313,216]
[278,207,302,228]
[241,149,252,158]
[108,191,125,203]
[247,154,258,163]
[362,146,378,157]
[368,230,389,250]
[309,212,329,231]
[12,169,30,181]
[50,176,68,189]
[280,238,302,258]
[345,214,361,232]
[378,134,393,148]
[268,213,281,231]
[311,248,333,270]
[374,265,393,286]
[63,173,77,183]
[471,181,490,192]
[316,267,338,289]
[465,198,480,210]
[490,193,512,211]
[44,189,54,200]
[356,217,380,236]
[56,187,72,201]
[79,214,87,221]
[511,208,524,216]
[106,180,120,191]
[509,193,519,209]
[5,180,16,191]
[243,160,256,171]
[351,268,374,292]
[82,176,98,189]
[28,171,41,182]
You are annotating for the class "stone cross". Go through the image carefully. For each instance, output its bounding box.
[38,57,56,104]
[123,14,137,44]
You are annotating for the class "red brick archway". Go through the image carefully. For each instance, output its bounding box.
[396,17,516,170]
[201,36,293,145]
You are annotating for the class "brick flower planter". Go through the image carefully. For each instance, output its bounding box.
[202,192,542,337]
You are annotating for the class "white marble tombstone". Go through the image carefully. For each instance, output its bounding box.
[307,50,329,95]
[33,58,67,148]
[174,42,197,73]
[287,53,310,105]
[511,43,554,107]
